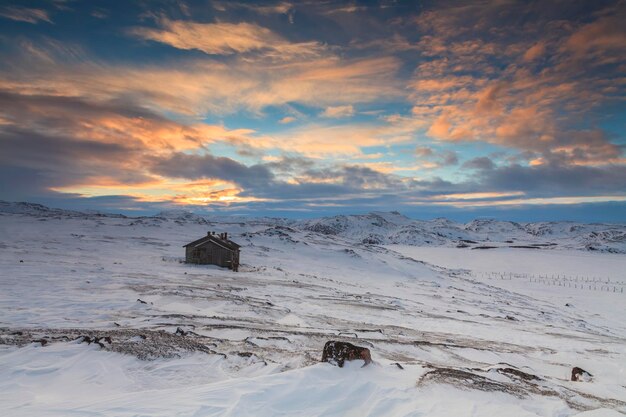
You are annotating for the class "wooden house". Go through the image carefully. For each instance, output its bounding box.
[183,231,240,271]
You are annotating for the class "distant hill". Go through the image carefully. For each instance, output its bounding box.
[2,201,625,253]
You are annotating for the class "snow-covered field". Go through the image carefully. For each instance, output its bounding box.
[0,203,625,416]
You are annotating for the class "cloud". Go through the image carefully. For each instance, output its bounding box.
[301,165,405,190]
[410,28,624,167]
[0,6,52,24]
[91,8,109,19]
[0,43,401,116]
[150,152,274,190]
[523,42,546,62]
[0,88,269,204]
[563,10,626,60]
[426,115,453,139]
[0,51,404,158]
[477,163,626,198]
[0,0,624,216]
[322,5,369,15]
[264,156,315,174]
[212,2,293,16]
[440,151,458,166]
[393,0,625,172]
[147,151,412,204]
[254,2,293,15]
[321,105,355,118]
[411,76,475,92]
[261,117,423,157]
[0,90,254,152]
[415,147,458,168]
[462,157,495,171]
[0,83,415,204]
[132,19,325,59]
[415,147,434,158]
[0,127,148,201]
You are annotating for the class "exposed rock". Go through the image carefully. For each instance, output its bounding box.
[4,328,216,360]
[362,236,382,245]
[321,341,372,367]
[571,367,592,382]
[419,367,520,396]
[496,367,540,381]
[418,365,625,410]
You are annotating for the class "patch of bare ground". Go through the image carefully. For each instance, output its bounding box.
[417,365,626,411]
[0,327,217,360]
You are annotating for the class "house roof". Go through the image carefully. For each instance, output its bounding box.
[183,234,240,251]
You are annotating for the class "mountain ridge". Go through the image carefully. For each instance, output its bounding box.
[2,200,625,253]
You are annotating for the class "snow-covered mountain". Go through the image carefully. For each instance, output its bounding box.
[2,201,625,252]
[298,212,626,253]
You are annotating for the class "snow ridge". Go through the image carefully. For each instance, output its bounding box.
[1,201,625,253]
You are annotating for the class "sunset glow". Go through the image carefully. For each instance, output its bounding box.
[1,0,624,221]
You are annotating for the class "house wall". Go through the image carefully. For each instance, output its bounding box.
[185,242,238,269]
[185,246,196,263]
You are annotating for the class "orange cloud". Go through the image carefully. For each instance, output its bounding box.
[400,1,624,169]
[356,161,401,174]
[564,13,626,59]
[263,116,426,157]
[132,19,325,59]
[426,195,626,208]
[52,176,266,206]
[411,77,474,91]
[1,51,401,116]
[0,90,256,153]
[426,115,452,139]
[0,6,51,24]
[321,105,355,118]
[429,191,525,201]
[523,42,546,62]
[411,55,622,165]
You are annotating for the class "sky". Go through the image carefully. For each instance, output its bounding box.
[0,0,625,222]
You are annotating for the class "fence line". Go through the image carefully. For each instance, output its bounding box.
[468,270,625,293]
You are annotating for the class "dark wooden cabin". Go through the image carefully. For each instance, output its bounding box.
[183,232,240,271]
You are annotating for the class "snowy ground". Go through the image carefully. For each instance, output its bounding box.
[0,206,625,416]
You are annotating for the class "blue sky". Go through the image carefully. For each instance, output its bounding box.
[0,0,625,221]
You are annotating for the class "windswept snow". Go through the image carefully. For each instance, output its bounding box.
[0,202,625,416]
[297,211,626,253]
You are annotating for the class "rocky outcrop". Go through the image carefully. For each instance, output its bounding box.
[571,367,592,382]
[321,341,372,367]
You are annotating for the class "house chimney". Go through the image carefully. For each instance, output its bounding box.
[224,232,228,240]
[207,231,211,236]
